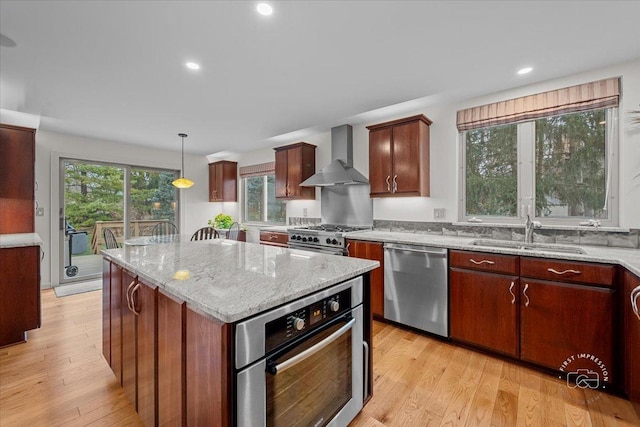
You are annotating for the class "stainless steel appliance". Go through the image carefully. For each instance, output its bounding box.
[236,277,367,427]
[287,225,371,255]
[384,243,449,337]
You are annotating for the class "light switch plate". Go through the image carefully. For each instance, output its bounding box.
[434,208,445,219]
[303,208,308,217]
[36,207,45,216]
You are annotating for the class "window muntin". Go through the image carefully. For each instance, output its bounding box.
[244,174,286,224]
[461,107,616,225]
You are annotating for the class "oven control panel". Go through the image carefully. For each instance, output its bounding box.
[265,288,351,354]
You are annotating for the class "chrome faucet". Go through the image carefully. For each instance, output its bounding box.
[524,214,541,244]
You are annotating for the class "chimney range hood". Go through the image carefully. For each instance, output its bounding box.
[300,125,368,187]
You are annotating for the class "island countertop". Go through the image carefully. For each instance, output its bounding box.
[102,239,379,323]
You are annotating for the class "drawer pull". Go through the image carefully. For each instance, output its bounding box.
[547,268,581,276]
[632,284,640,321]
[523,283,530,307]
[470,259,495,265]
[509,281,515,304]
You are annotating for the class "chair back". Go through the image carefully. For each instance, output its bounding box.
[227,222,240,241]
[152,222,178,237]
[191,227,219,241]
[103,228,120,249]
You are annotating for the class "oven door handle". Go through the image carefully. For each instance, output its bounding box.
[267,317,356,375]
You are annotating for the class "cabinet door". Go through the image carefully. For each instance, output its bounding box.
[0,125,35,233]
[348,240,384,318]
[110,263,123,382]
[158,290,185,426]
[121,270,137,408]
[209,163,223,201]
[368,127,393,196]
[102,259,111,365]
[625,270,640,409]
[391,121,421,195]
[520,279,614,384]
[274,149,289,198]
[221,162,238,202]
[0,246,40,346]
[136,279,157,427]
[450,268,519,357]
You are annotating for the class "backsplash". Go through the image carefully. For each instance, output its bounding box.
[287,217,639,249]
[372,220,639,249]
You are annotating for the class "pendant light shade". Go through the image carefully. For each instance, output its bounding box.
[172,133,194,189]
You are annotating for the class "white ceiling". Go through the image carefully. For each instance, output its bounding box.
[1,1,639,156]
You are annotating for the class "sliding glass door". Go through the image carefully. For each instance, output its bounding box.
[59,159,178,284]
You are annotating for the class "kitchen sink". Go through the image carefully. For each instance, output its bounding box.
[470,239,586,254]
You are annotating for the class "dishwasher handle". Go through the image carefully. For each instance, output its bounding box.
[384,243,447,256]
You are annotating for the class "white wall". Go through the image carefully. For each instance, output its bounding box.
[26,58,640,287]
[34,130,217,287]
[234,58,640,228]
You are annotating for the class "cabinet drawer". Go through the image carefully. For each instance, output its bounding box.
[260,231,288,247]
[449,250,519,275]
[520,257,615,287]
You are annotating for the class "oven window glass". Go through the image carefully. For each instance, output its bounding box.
[266,322,352,427]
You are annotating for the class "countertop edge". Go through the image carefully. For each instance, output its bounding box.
[0,233,44,249]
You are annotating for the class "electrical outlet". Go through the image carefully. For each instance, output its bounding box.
[303,208,308,217]
[434,208,445,219]
[36,207,45,216]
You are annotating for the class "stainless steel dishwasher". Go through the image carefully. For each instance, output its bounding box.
[384,243,448,337]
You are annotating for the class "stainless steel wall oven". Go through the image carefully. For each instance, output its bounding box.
[236,277,366,427]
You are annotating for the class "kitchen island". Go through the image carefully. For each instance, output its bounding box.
[102,238,379,426]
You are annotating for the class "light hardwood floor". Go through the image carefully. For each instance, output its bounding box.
[1,289,638,427]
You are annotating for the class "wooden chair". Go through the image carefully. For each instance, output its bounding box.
[152,222,178,237]
[191,227,219,241]
[227,222,240,241]
[103,228,120,249]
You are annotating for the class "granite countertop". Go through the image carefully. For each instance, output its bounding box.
[0,233,43,249]
[346,231,640,277]
[103,238,378,323]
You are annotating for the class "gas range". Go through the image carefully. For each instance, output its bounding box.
[287,224,371,255]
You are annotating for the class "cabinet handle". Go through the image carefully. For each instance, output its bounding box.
[509,281,515,304]
[470,259,495,265]
[385,175,391,192]
[363,341,370,398]
[125,280,136,312]
[392,175,398,193]
[346,243,351,257]
[632,284,640,321]
[547,268,581,276]
[523,283,530,307]
[130,283,141,316]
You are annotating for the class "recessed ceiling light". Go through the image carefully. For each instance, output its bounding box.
[517,67,533,75]
[185,62,200,70]
[257,3,273,16]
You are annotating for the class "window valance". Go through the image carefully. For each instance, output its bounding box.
[456,77,620,131]
[239,161,275,178]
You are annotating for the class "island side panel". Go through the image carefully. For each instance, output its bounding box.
[109,262,123,383]
[158,289,186,426]
[186,307,233,427]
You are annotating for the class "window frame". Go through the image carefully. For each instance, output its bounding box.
[241,174,286,225]
[459,107,619,227]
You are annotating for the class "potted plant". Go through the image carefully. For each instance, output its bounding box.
[208,213,233,230]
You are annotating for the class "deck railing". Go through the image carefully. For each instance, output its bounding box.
[90,220,173,253]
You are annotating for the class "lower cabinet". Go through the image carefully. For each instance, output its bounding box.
[449,250,616,388]
[346,240,384,318]
[259,230,288,247]
[625,270,640,415]
[450,269,519,357]
[0,245,41,347]
[103,260,231,426]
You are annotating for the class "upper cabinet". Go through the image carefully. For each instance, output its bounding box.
[366,114,432,198]
[274,142,316,200]
[208,161,237,202]
[0,124,36,233]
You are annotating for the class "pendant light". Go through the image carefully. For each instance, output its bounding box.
[172,133,194,188]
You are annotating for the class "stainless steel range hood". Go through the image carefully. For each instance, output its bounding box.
[300,125,368,187]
